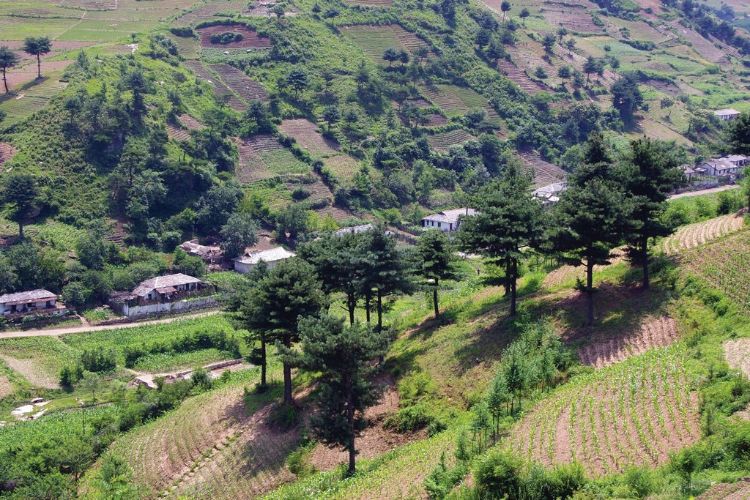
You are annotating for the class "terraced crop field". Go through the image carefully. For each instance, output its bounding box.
[344,0,393,6]
[341,24,428,63]
[541,5,605,34]
[578,316,680,368]
[197,24,272,49]
[661,212,746,256]
[174,0,248,26]
[507,347,701,477]
[498,59,546,94]
[236,135,310,183]
[518,152,566,188]
[419,84,498,120]
[279,119,339,156]
[426,129,476,153]
[183,61,246,111]
[699,478,750,500]
[682,229,750,313]
[209,64,268,102]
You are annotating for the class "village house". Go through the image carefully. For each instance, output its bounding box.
[533,182,567,206]
[421,208,476,232]
[0,289,66,318]
[334,223,374,237]
[233,247,296,274]
[179,240,223,264]
[700,154,749,178]
[714,109,741,121]
[110,273,213,318]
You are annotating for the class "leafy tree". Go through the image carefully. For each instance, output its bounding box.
[241,258,327,403]
[297,315,390,475]
[519,8,530,25]
[501,0,512,21]
[285,69,308,97]
[728,112,750,155]
[195,183,244,234]
[62,281,92,310]
[611,75,644,126]
[23,36,51,79]
[360,228,413,329]
[542,34,556,54]
[0,46,19,94]
[416,230,457,319]
[220,212,258,259]
[275,204,310,246]
[172,248,206,277]
[459,161,544,316]
[91,454,138,500]
[620,138,682,288]
[2,173,40,239]
[547,135,631,325]
[242,101,274,136]
[76,232,107,270]
[0,254,18,294]
[6,242,65,292]
[583,56,601,84]
[80,371,103,403]
[383,48,399,66]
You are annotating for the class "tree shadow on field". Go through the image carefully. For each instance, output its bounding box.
[0,76,50,104]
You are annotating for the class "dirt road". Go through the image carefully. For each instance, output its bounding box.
[0,311,221,339]
[669,185,740,200]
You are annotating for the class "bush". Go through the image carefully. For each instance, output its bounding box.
[169,26,194,37]
[384,403,437,432]
[474,449,523,499]
[622,466,658,498]
[209,32,243,45]
[80,347,117,373]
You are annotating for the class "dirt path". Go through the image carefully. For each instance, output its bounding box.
[669,185,740,200]
[0,311,221,339]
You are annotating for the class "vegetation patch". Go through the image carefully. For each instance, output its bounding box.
[197,24,271,49]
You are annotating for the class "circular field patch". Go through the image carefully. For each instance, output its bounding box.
[197,25,271,49]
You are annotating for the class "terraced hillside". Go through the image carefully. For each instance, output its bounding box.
[236,135,311,183]
[507,347,701,477]
[662,212,746,255]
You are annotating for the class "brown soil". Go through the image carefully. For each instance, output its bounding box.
[0,374,13,399]
[578,316,680,368]
[307,376,423,472]
[662,212,745,255]
[518,151,566,189]
[235,135,280,183]
[699,478,750,500]
[0,143,17,169]
[209,64,268,102]
[279,119,340,156]
[724,339,750,379]
[184,61,246,111]
[0,355,58,389]
[167,115,204,142]
[197,25,271,49]
[4,60,73,92]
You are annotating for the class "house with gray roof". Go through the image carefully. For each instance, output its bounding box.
[0,289,66,318]
[234,247,296,274]
[421,208,476,232]
[110,274,213,318]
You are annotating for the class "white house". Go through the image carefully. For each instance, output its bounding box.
[0,289,63,317]
[334,224,374,237]
[701,155,749,178]
[233,247,295,274]
[109,274,212,318]
[179,240,223,264]
[714,109,741,121]
[533,182,567,205]
[421,208,476,232]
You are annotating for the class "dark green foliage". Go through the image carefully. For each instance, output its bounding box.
[2,173,40,239]
[220,212,258,259]
[611,74,644,126]
[80,347,117,373]
[23,36,51,79]
[459,160,543,315]
[729,113,750,155]
[209,32,244,45]
[0,45,19,93]
[195,183,244,235]
[297,315,390,475]
[416,230,457,319]
[172,248,206,277]
[275,204,310,246]
[4,242,65,293]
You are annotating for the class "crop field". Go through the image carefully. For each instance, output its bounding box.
[279,119,340,156]
[541,5,605,34]
[343,0,393,6]
[699,479,750,500]
[518,152,566,188]
[426,129,476,153]
[498,59,546,94]
[0,337,79,389]
[167,114,204,142]
[174,0,249,26]
[682,229,750,313]
[197,24,271,49]
[507,346,701,477]
[209,64,269,102]
[183,60,246,111]
[661,212,746,256]
[724,339,750,379]
[340,24,429,63]
[236,135,310,183]
[578,316,680,368]
[419,84,497,119]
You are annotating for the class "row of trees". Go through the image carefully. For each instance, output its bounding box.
[0,37,52,93]
[459,134,682,325]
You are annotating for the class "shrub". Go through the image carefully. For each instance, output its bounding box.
[169,26,194,37]
[209,32,243,45]
[80,347,117,373]
[623,466,658,498]
[474,449,523,499]
[384,403,436,432]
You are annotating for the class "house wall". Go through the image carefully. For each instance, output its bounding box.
[122,296,217,318]
[234,259,283,274]
[421,219,455,232]
[0,299,56,316]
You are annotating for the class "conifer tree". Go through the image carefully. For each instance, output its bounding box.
[416,230,457,319]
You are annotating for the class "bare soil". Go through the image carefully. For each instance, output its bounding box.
[0,355,58,389]
[0,143,17,169]
[279,119,340,156]
[197,25,271,49]
[0,374,13,399]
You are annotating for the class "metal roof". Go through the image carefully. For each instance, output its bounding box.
[132,274,203,297]
[0,289,56,305]
[234,247,296,265]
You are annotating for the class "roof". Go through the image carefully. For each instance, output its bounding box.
[180,240,221,258]
[0,289,56,305]
[234,247,295,265]
[714,108,741,116]
[334,224,374,237]
[704,158,742,172]
[725,154,748,163]
[533,182,567,198]
[421,208,476,224]
[132,274,203,297]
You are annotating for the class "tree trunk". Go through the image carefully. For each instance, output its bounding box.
[347,293,356,326]
[509,258,517,316]
[364,290,371,324]
[586,257,594,326]
[346,378,356,476]
[433,279,439,319]
[282,338,293,404]
[259,333,267,387]
[376,288,383,332]
[18,222,24,240]
[641,236,650,290]
[504,259,511,296]
[2,68,7,94]
[36,54,41,79]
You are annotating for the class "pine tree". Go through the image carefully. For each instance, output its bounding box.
[416,230,457,319]
[547,135,631,325]
[297,315,390,476]
[459,160,544,316]
[241,258,327,403]
[620,138,682,288]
